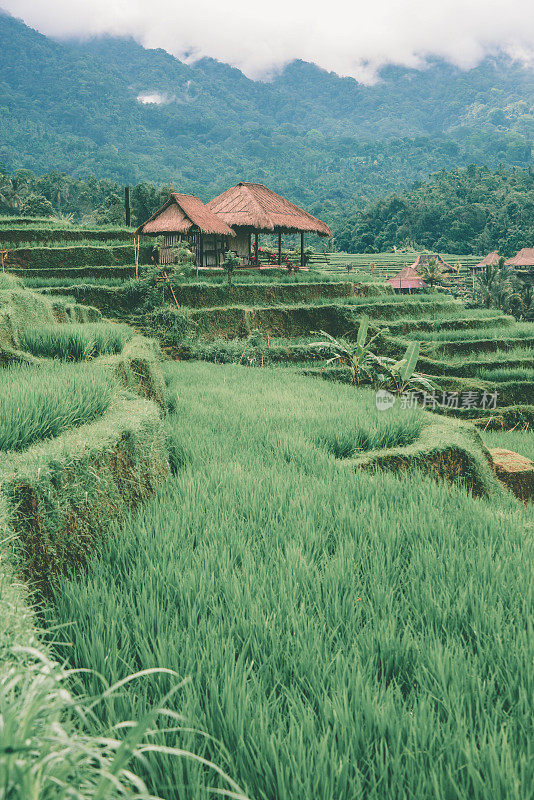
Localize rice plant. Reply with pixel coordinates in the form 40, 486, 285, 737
415, 321, 534, 342
474, 366, 534, 382
0, 648, 247, 800
315, 407, 423, 457
22, 276, 130, 288
0, 362, 114, 452
19, 323, 133, 360
482, 428, 534, 461
47, 363, 534, 800
446, 346, 533, 365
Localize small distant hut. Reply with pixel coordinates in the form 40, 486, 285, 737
387, 265, 427, 293
505, 248, 534, 285
504, 248, 534, 268
409, 253, 457, 274
469, 251, 501, 281
207, 182, 331, 267
472, 251, 500, 270
136, 193, 235, 268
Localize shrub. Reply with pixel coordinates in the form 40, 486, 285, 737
147, 307, 192, 345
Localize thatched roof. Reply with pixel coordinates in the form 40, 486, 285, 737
136, 193, 235, 237
387, 265, 427, 289
473, 251, 500, 269
504, 248, 534, 267
207, 182, 332, 237
410, 253, 456, 273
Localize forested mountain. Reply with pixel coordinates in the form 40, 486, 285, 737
0, 9, 532, 227
336, 166, 534, 255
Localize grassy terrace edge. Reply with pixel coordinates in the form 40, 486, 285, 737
0, 391, 169, 594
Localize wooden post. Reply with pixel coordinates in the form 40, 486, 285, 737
278, 233, 282, 266
134, 236, 139, 278
300, 233, 304, 268
254, 233, 258, 266
248, 233, 252, 264
125, 186, 131, 227
199, 234, 204, 270
215, 236, 219, 269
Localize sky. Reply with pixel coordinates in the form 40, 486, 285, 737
3, 0, 534, 81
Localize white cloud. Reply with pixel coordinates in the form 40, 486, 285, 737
137, 91, 174, 105
3, 0, 534, 81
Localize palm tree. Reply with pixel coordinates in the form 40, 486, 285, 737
475, 260, 522, 312
475, 265, 501, 308
420, 257, 447, 289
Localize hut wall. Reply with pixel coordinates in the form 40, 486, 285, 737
231, 231, 251, 262
159, 235, 179, 265
202, 234, 219, 267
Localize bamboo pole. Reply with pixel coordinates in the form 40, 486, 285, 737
134, 236, 139, 278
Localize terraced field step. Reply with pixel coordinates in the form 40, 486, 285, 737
490, 448, 534, 501
420, 334, 534, 356
385, 312, 514, 335
181, 298, 463, 339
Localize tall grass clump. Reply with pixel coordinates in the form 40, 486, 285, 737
473, 366, 534, 382
315, 407, 423, 457
19, 323, 133, 360
47, 364, 533, 800
0, 649, 247, 800
0, 362, 114, 451
0, 273, 23, 290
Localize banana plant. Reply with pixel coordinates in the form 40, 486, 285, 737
310, 315, 384, 385
373, 341, 435, 394
310, 318, 435, 393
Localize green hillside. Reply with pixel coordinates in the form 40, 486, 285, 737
0, 10, 532, 219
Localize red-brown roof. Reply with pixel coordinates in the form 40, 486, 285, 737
207, 182, 332, 236
136, 193, 235, 236
473, 251, 500, 269
410, 253, 456, 273
504, 248, 534, 267
387, 265, 427, 289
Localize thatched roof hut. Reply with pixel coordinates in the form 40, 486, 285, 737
470, 251, 501, 275
473, 251, 500, 269
136, 193, 235, 237
504, 248, 534, 267
136, 193, 234, 269
207, 182, 331, 268
387, 265, 427, 292
409, 253, 457, 274
207, 182, 331, 236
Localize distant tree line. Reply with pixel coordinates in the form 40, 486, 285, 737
0, 168, 171, 228
335, 165, 534, 255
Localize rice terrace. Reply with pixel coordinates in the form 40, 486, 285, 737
0, 5, 534, 800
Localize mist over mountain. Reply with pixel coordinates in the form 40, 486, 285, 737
0, 10, 532, 220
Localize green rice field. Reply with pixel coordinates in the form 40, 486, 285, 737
415, 322, 534, 342
47, 363, 533, 800
19, 322, 133, 360
482, 428, 534, 461
0, 362, 114, 452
